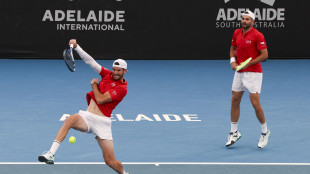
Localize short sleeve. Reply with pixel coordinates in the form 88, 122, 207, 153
99, 66, 112, 76
231, 30, 238, 47
108, 86, 127, 102
256, 32, 267, 50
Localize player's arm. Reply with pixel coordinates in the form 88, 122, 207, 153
246, 49, 268, 67
230, 46, 238, 70
245, 33, 268, 67
69, 39, 101, 73
230, 30, 238, 71
90, 78, 113, 104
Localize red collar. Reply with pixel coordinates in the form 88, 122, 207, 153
114, 78, 127, 85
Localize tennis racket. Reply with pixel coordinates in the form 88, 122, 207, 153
236, 57, 252, 72
63, 44, 76, 72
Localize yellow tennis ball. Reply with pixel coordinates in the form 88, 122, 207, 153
69, 136, 76, 144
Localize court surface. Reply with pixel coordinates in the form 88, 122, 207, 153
0, 59, 309, 173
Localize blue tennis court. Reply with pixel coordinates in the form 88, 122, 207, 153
0, 59, 309, 173
1, 163, 310, 174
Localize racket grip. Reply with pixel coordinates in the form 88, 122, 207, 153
235, 66, 240, 72
70, 44, 74, 48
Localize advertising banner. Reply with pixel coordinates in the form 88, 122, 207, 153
0, 0, 309, 59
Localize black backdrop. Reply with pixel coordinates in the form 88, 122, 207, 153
0, 0, 309, 59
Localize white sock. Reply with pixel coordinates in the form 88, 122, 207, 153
49, 140, 61, 155
261, 122, 268, 134
230, 122, 238, 133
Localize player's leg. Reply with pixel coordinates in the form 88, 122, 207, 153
231, 91, 244, 123
226, 91, 244, 147
55, 114, 88, 142
246, 72, 270, 148
230, 72, 246, 131
249, 93, 270, 148
244, 72, 266, 125
227, 72, 246, 147
96, 137, 127, 174
249, 93, 266, 124
38, 114, 88, 164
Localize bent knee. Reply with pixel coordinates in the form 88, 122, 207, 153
63, 114, 80, 127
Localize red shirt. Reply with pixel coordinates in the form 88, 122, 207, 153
86, 67, 127, 117
231, 28, 267, 73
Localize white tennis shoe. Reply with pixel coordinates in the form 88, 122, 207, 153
226, 131, 242, 147
38, 151, 54, 164
258, 130, 271, 148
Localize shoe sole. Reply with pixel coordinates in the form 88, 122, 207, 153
226, 135, 242, 147
38, 156, 54, 164
258, 143, 268, 149
258, 131, 271, 149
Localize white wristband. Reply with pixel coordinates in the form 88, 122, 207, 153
91, 81, 97, 85
230, 57, 236, 64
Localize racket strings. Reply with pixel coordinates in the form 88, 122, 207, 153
63, 49, 75, 72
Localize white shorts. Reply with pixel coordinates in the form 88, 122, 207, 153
232, 72, 263, 94
78, 110, 113, 140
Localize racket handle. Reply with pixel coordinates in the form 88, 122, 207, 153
70, 44, 74, 48
235, 66, 240, 72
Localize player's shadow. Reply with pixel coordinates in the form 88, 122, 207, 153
225, 145, 270, 151
225, 146, 241, 149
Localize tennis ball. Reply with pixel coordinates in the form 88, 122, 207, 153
69, 136, 76, 144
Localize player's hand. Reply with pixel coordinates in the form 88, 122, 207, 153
90, 78, 99, 85
69, 39, 78, 48
242, 62, 251, 70
231, 62, 238, 71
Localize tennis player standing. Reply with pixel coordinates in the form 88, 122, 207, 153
38, 39, 129, 174
226, 10, 270, 148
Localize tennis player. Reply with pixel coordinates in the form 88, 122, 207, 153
226, 10, 270, 148
38, 39, 129, 174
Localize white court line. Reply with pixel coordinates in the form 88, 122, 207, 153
0, 162, 310, 165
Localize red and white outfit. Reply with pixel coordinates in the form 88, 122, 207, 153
75, 45, 127, 140
86, 67, 127, 118
231, 28, 267, 93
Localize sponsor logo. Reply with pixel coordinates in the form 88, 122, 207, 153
61, 113, 201, 122
42, 10, 125, 31
110, 114, 202, 122
246, 40, 252, 44
216, 0, 285, 29
112, 90, 117, 95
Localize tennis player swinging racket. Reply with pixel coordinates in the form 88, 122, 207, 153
39, 39, 129, 174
